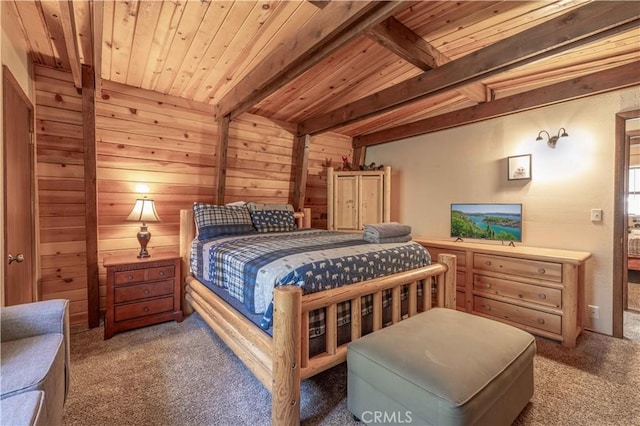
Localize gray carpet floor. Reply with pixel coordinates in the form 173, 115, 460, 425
63, 313, 640, 426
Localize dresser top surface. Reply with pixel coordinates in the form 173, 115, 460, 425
414, 237, 592, 264
103, 253, 180, 268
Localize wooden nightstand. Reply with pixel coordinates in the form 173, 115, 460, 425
104, 254, 183, 339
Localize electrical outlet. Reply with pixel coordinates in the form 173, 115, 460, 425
588, 305, 600, 319
590, 208, 603, 222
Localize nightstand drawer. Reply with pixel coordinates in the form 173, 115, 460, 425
147, 265, 175, 280
473, 274, 561, 308
113, 265, 176, 286
473, 295, 561, 335
114, 269, 146, 285
114, 280, 174, 304
114, 296, 174, 322
474, 253, 562, 282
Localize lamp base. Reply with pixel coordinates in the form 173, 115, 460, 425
136, 225, 152, 258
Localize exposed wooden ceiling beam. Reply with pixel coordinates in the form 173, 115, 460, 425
366, 16, 444, 70
353, 61, 640, 148
365, 16, 485, 102
307, 1, 331, 9
299, 2, 640, 136
92, 0, 103, 89
58, 0, 82, 88
215, 1, 410, 121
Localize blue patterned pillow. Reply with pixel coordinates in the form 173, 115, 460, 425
247, 202, 296, 233
193, 203, 255, 240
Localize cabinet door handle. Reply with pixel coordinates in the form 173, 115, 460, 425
538, 268, 546, 274
537, 318, 545, 325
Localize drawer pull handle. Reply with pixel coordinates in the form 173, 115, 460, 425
485, 261, 492, 266
485, 283, 492, 289
159, 271, 165, 276
144, 289, 150, 295
538, 293, 547, 299
482, 304, 491, 311
144, 307, 149, 312
127, 275, 134, 280
537, 318, 545, 325
538, 268, 546, 274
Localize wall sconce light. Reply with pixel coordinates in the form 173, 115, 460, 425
126, 196, 161, 258
536, 128, 569, 149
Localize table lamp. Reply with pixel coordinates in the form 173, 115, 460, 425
126, 196, 161, 258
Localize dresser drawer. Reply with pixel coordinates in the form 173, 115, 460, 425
473, 274, 561, 308
473, 295, 561, 335
113, 265, 176, 286
456, 290, 466, 310
114, 280, 174, 304
473, 254, 562, 282
114, 296, 174, 322
424, 246, 466, 268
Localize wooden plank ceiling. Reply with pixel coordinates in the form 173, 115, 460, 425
8, 0, 640, 141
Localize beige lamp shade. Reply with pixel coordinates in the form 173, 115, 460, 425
126, 197, 161, 224
126, 197, 160, 258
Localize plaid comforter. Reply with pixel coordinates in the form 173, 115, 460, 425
191, 230, 431, 334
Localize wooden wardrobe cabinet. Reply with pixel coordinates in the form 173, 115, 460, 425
327, 166, 391, 231
415, 238, 591, 348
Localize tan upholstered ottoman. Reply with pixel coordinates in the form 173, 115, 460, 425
347, 308, 536, 426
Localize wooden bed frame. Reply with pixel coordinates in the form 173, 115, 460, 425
179, 208, 457, 425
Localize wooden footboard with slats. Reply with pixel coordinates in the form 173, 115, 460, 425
179, 208, 457, 425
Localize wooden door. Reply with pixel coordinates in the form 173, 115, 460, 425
3, 66, 35, 305
359, 174, 384, 228
334, 175, 358, 230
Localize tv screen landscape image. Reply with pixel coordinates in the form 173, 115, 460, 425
451, 203, 522, 242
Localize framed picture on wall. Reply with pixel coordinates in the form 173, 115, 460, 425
507, 154, 532, 181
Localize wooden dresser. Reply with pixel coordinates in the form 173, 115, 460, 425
414, 238, 591, 348
104, 254, 183, 339
327, 166, 390, 231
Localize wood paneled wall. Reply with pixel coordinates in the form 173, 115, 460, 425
33, 71, 352, 325
35, 65, 89, 325
307, 133, 352, 229
95, 81, 217, 310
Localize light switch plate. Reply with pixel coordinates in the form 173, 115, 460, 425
590, 208, 603, 222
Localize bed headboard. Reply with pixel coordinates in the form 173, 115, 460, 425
179, 207, 313, 268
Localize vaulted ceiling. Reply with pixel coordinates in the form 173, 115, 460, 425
6, 0, 640, 144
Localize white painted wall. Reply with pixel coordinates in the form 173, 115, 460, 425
367, 87, 640, 335
1, 1, 34, 305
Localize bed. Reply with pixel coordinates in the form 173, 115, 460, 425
178, 205, 457, 425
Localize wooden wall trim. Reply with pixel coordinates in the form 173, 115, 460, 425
613, 108, 640, 338
216, 115, 230, 204
82, 65, 100, 328
293, 133, 310, 211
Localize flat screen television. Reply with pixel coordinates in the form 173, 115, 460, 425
451, 203, 522, 242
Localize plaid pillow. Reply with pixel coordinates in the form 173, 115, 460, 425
193, 203, 255, 240
247, 202, 296, 233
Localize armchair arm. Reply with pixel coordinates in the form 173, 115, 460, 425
1, 299, 69, 342
1, 299, 71, 401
